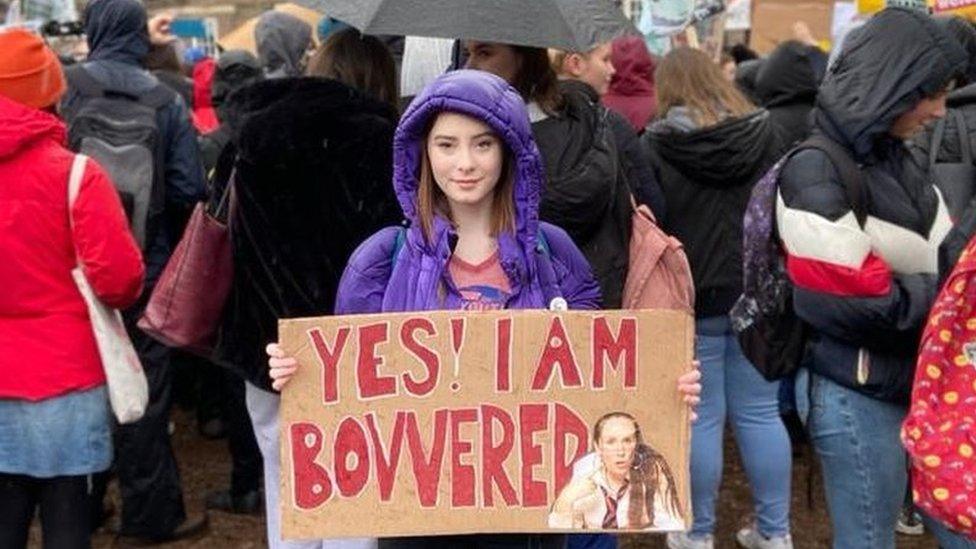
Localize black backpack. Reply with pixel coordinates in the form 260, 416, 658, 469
64, 65, 175, 250
730, 134, 868, 381
927, 109, 976, 221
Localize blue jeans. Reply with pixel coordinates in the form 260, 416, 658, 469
796, 369, 907, 549
923, 512, 976, 548
690, 316, 791, 538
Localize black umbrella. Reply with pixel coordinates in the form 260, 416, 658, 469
297, 0, 636, 51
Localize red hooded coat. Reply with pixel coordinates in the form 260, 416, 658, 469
0, 95, 144, 401
603, 36, 657, 132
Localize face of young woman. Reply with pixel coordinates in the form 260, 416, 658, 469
572, 42, 615, 96
464, 41, 521, 85
890, 88, 950, 139
596, 416, 638, 483
427, 112, 504, 213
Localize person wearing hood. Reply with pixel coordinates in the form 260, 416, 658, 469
198, 50, 263, 178
59, 0, 208, 542
645, 48, 789, 549
754, 40, 827, 153
733, 58, 764, 106
0, 29, 144, 549
776, 8, 967, 548
912, 16, 976, 230
604, 36, 658, 133
266, 68, 702, 549
255, 11, 314, 79
212, 27, 402, 549
463, 42, 633, 308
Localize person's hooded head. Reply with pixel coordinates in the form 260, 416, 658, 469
255, 11, 313, 79
394, 69, 548, 275
733, 58, 764, 104
818, 7, 967, 158
211, 50, 263, 123
603, 36, 657, 131
755, 40, 827, 109
936, 16, 976, 85
83, 0, 150, 65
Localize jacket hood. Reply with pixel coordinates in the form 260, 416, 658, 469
394, 69, 546, 252
816, 7, 967, 159
647, 108, 775, 187
734, 59, 764, 104
604, 36, 657, 130
84, 0, 150, 65
0, 95, 65, 160
608, 36, 655, 98
755, 41, 826, 108
255, 12, 313, 79
211, 50, 263, 122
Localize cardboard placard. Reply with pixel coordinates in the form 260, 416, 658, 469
278, 310, 693, 539
933, 0, 976, 19
750, 0, 834, 54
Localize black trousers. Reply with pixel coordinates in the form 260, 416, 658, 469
222, 370, 263, 496
114, 324, 186, 539
0, 473, 92, 549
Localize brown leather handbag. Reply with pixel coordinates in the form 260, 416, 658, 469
137, 182, 233, 355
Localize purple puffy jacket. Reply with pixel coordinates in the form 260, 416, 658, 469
335, 70, 601, 314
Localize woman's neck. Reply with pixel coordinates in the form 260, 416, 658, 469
605, 471, 627, 492
450, 201, 496, 264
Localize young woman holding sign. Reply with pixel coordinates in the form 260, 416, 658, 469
267, 69, 701, 548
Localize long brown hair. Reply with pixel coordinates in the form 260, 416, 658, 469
593, 412, 683, 528
306, 28, 398, 108
415, 115, 516, 244
511, 46, 564, 116
656, 46, 755, 127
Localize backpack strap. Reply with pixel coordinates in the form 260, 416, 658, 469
64, 65, 107, 99
138, 82, 177, 109
955, 109, 972, 166
930, 117, 948, 171
536, 228, 551, 258
390, 226, 407, 263
797, 134, 869, 227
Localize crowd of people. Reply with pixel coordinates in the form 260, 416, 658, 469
2, 0, 976, 548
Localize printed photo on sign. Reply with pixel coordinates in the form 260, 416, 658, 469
548, 412, 684, 530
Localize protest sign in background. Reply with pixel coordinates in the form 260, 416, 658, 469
278, 310, 693, 539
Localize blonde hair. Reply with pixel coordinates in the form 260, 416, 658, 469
656, 47, 755, 127
415, 119, 516, 244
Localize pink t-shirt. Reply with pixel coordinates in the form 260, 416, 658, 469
448, 251, 511, 311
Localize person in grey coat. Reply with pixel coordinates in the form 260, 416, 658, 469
255, 11, 314, 79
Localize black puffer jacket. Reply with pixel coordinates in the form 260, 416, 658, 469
533, 80, 632, 308
645, 108, 779, 318
777, 7, 967, 402
213, 78, 402, 390
755, 40, 826, 153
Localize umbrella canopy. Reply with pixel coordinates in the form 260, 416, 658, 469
292, 0, 635, 51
